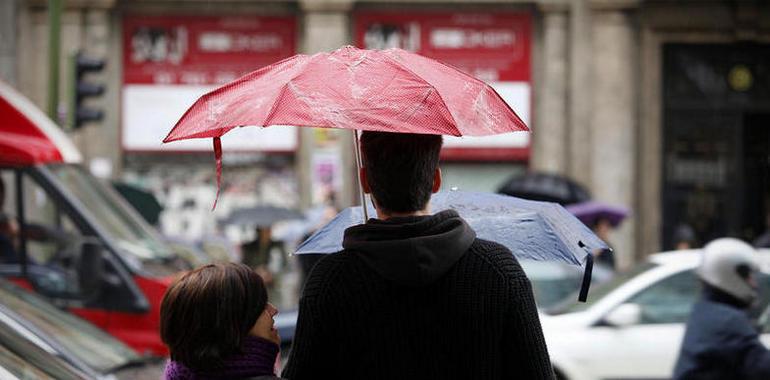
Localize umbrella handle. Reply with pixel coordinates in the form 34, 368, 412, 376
353, 130, 369, 222
578, 243, 593, 303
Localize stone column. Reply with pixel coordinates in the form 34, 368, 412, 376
0, 0, 18, 85
567, 0, 592, 182
590, 8, 637, 269
532, 4, 569, 174
637, 25, 662, 259
17, 8, 49, 107
298, 0, 355, 210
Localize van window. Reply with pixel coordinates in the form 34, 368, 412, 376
0, 168, 94, 296
20, 173, 84, 267
0, 170, 17, 264
47, 165, 181, 276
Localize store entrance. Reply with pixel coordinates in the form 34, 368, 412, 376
661, 44, 770, 250
742, 113, 770, 244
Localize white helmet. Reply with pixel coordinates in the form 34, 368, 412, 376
697, 238, 759, 304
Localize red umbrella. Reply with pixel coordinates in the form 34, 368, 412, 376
164, 45, 529, 210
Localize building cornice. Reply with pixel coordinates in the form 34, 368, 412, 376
300, 0, 353, 12
589, 0, 640, 11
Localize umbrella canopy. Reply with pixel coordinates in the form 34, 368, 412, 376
163, 46, 529, 210
221, 205, 303, 228
112, 181, 163, 226
565, 201, 630, 228
497, 172, 591, 206
164, 45, 527, 143
296, 191, 607, 301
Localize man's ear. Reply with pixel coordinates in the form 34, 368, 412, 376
359, 168, 372, 194
432, 168, 442, 193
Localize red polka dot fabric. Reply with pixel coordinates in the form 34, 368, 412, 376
163, 46, 530, 208
163, 45, 528, 144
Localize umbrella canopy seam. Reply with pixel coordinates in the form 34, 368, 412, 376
379, 52, 460, 136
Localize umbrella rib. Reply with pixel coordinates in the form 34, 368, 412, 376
164, 60, 299, 142
394, 50, 527, 135
261, 59, 323, 128
380, 53, 460, 136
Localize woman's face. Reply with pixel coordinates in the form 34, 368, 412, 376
250, 303, 280, 344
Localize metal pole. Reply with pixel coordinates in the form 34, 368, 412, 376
47, 0, 62, 120
353, 130, 369, 222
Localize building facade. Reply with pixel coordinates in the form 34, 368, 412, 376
4, 0, 770, 267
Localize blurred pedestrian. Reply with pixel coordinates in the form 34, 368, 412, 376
241, 226, 285, 286
673, 223, 698, 250
753, 210, 770, 248
283, 132, 553, 379
297, 203, 338, 289
673, 238, 770, 380
591, 217, 616, 270
161, 263, 283, 380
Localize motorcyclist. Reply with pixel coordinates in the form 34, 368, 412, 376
673, 238, 770, 380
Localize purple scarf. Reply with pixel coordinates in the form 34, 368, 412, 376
164, 336, 279, 380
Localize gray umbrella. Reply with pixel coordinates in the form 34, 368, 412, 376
221, 205, 303, 227
295, 190, 607, 301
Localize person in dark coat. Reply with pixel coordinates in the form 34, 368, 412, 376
0, 178, 20, 263
673, 238, 770, 380
282, 132, 554, 379
161, 263, 283, 380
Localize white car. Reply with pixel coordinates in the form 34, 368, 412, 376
542, 249, 770, 380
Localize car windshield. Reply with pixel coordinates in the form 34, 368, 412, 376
0, 279, 139, 373
520, 260, 584, 309
547, 262, 658, 315
46, 164, 176, 271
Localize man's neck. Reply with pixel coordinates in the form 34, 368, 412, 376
374, 200, 431, 220
376, 209, 430, 220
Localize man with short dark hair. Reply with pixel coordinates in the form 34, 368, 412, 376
283, 131, 553, 379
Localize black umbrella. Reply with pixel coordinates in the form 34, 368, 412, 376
221, 205, 303, 227
497, 172, 591, 206
112, 181, 163, 225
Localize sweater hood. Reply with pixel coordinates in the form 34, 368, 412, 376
342, 210, 476, 287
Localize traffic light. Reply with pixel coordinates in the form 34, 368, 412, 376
69, 51, 106, 129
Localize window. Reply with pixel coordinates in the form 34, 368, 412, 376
0, 169, 90, 296
0, 170, 18, 264
20, 173, 84, 267
627, 270, 699, 324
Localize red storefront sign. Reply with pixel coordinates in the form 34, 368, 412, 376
123, 15, 296, 85
121, 15, 298, 152
355, 11, 532, 161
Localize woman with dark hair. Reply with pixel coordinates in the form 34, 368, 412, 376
161, 262, 282, 379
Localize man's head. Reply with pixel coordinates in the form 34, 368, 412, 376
359, 131, 442, 216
